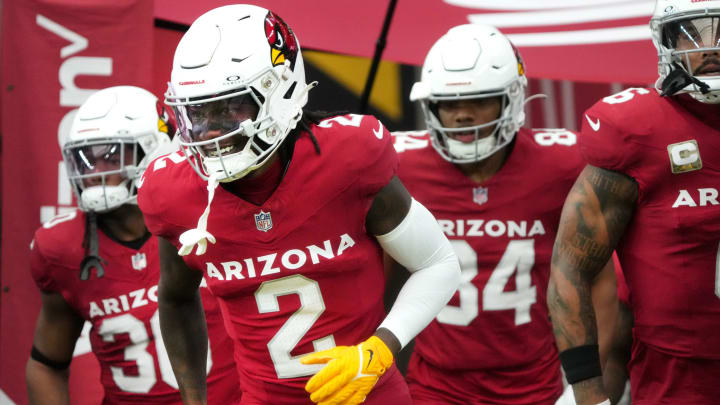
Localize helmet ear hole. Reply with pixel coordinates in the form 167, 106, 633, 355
136, 145, 146, 165
428, 101, 438, 114
250, 86, 266, 104
283, 82, 298, 99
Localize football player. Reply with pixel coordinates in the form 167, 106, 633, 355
137, 4, 461, 405
393, 24, 616, 405
547, 0, 720, 404
26, 86, 241, 404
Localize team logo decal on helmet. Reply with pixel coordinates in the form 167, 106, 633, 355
264, 12, 298, 69
511, 42, 525, 76
156, 103, 175, 136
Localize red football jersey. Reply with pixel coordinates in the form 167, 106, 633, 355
138, 114, 409, 404
395, 128, 582, 405
30, 210, 240, 405
581, 89, 720, 403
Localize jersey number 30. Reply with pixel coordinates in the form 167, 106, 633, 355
98, 310, 213, 393
437, 240, 537, 326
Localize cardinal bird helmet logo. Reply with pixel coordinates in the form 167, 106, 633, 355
264, 12, 298, 69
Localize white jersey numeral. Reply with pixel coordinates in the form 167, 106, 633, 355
436, 241, 479, 326
602, 87, 650, 105
42, 211, 78, 229
317, 114, 364, 128
482, 240, 537, 325
97, 309, 212, 392
99, 314, 156, 393
392, 131, 429, 153
255, 275, 335, 379
437, 240, 537, 326
533, 129, 577, 146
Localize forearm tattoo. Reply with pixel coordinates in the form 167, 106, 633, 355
549, 165, 637, 350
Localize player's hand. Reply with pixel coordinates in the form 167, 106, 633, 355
300, 336, 393, 405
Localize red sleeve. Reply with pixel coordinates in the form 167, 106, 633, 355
579, 106, 628, 172
350, 115, 399, 198
137, 155, 176, 241
578, 94, 650, 177
29, 237, 61, 293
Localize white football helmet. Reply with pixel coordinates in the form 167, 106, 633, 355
651, 0, 720, 103
165, 4, 311, 182
410, 24, 527, 163
63, 86, 172, 212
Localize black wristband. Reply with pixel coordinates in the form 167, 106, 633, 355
31, 346, 71, 370
558, 344, 602, 384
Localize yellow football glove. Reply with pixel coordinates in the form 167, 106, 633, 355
300, 336, 394, 405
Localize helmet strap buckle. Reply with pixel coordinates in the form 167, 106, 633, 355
661, 62, 711, 96
281, 59, 292, 80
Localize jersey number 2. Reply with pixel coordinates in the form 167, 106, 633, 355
255, 274, 335, 379
437, 240, 537, 326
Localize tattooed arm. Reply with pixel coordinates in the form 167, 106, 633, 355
592, 259, 618, 369
548, 165, 637, 405
603, 299, 633, 404
158, 237, 208, 405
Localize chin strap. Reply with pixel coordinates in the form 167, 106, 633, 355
80, 211, 106, 280
178, 173, 220, 256
661, 63, 711, 97
523, 93, 548, 105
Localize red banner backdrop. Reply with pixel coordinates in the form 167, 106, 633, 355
0, 0, 153, 403
153, 0, 658, 84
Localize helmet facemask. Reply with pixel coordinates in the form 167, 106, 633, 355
420, 79, 524, 163
63, 138, 147, 213
652, 7, 720, 102
167, 67, 297, 182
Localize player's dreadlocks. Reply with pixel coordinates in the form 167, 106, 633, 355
292, 108, 350, 156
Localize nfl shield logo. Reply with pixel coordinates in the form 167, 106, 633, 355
473, 186, 488, 205
254, 211, 273, 232
131, 252, 147, 271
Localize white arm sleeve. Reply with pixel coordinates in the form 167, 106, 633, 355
376, 198, 461, 348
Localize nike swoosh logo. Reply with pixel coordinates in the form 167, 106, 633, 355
585, 114, 600, 132
366, 349, 374, 368
372, 121, 384, 139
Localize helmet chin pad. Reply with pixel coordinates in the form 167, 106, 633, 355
80, 184, 131, 212
202, 149, 263, 182
445, 135, 497, 161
